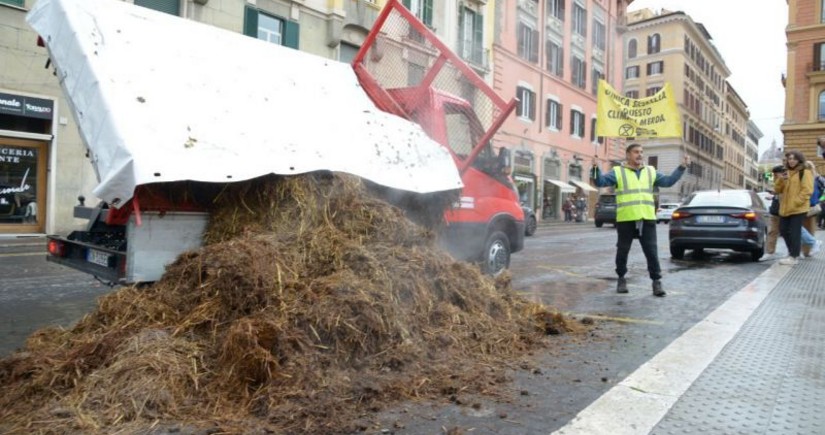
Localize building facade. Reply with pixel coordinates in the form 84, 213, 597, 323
745, 120, 763, 191
722, 83, 749, 190
782, 0, 825, 170
492, 0, 632, 221
625, 9, 746, 203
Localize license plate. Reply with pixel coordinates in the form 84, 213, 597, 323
87, 249, 111, 267
697, 215, 725, 224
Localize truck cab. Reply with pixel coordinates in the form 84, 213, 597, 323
354, 0, 524, 274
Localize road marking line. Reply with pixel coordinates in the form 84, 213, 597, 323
0, 252, 44, 258
536, 265, 587, 278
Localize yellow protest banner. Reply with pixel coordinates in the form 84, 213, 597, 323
596, 80, 682, 138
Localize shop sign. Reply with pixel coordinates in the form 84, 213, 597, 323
0, 92, 54, 120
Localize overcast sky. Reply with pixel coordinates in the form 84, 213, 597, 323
627, 0, 788, 156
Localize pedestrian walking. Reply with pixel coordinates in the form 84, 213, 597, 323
563, 197, 573, 222
592, 143, 689, 297
775, 150, 814, 266
764, 186, 782, 260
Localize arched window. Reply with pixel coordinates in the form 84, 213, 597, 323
819, 90, 825, 120
628, 39, 637, 59
647, 33, 661, 54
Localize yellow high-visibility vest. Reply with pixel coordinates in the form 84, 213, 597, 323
613, 165, 657, 222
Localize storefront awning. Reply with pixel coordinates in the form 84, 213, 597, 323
545, 179, 575, 193
570, 180, 598, 193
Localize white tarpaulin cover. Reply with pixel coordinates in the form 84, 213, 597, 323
26, 0, 462, 207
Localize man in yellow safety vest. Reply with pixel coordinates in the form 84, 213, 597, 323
593, 143, 690, 296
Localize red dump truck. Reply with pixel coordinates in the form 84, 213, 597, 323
29, 0, 523, 283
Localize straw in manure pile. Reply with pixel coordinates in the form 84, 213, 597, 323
0, 173, 576, 434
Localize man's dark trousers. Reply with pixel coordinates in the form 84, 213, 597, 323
615, 220, 661, 280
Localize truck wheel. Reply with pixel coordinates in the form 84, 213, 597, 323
481, 231, 510, 276
525, 215, 537, 236
595, 220, 603, 228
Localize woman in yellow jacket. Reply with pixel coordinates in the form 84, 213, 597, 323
774, 150, 814, 265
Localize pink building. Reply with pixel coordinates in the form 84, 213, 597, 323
493, 0, 632, 221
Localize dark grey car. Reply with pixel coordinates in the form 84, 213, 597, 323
594, 194, 617, 228
668, 189, 769, 262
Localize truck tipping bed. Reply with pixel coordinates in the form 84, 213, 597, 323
26, 0, 463, 209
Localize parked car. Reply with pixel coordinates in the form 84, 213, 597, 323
656, 202, 681, 224
593, 194, 617, 228
522, 205, 537, 236
668, 189, 768, 262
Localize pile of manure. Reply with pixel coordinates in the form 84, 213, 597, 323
0, 173, 574, 434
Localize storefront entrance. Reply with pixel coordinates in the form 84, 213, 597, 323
0, 137, 48, 234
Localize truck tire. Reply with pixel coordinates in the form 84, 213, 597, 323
525, 215, 537, 236
481, 231, 511, 276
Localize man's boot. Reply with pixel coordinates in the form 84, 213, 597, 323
616, 277, 628, 294
652, 280, 666, 297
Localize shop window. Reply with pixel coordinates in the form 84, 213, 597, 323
0, 141, 42, 227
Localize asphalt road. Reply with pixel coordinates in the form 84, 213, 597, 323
370, 222, 773, 434
0, 225, 772, 433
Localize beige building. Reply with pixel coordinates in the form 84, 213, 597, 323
745, 120, 764, 191
1, 0, 499, 235
723, 84, 749, 189
624, 8, 754, 203
782, 0, 825, 169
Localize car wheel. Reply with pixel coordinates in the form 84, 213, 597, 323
595, 220, 604, 228
670, 246, 685, 259
481, 231, 511, 276
525, 215, 537, 236
751, 245, 765, 262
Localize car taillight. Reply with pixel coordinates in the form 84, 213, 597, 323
730, 211, 757, 221
47, 239, 66, 257
671, 211, 692, 220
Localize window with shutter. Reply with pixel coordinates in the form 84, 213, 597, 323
243, 6, 299, 49
548, 0, 565, 21
648, 33, 661, 54
819, 91, 825, 120
134, 0, 179, 16
459, 7, 484, 66
403, 0, 433, 26
572, 2, 587, 37
546, 99, 562, 130
628, 39, 637, 59
815, 42, 825, 71
516, 87, 536, 121
0, 0, 24, 7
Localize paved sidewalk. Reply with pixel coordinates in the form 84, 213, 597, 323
554, 237, 825, 434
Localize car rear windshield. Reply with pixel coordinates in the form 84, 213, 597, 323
684, 191, 752, 208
